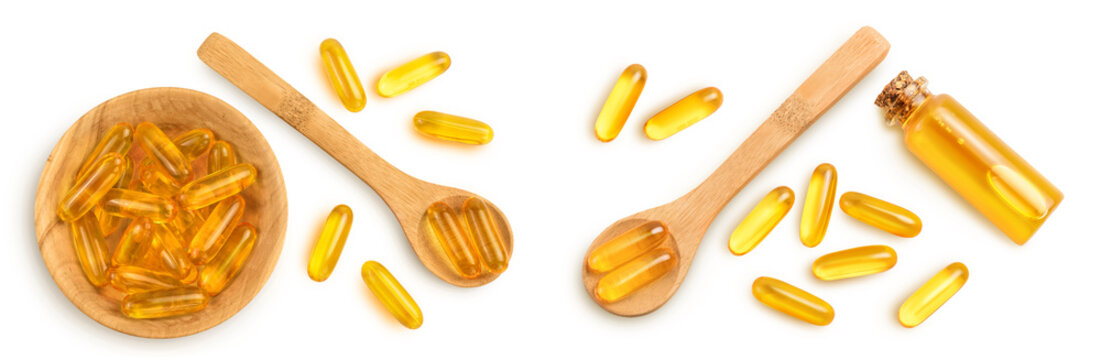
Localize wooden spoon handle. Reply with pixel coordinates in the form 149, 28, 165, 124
683, 26, 890, 220
197, 32, 417, 197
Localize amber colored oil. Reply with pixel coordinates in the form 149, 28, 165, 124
876, 72, 1062, 244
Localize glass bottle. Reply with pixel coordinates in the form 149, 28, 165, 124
875, 71, 1062, 244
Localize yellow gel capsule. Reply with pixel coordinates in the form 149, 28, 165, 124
728, 186, 795, 255
207, 140, 237, 174
100, 188, 178, 223
595, 247, 677, 303
462, 197, 508, 273
112, 217, 154, 266
137, 128, 211, 195
121, 287, 209, 319
361, 261, 423, 329
899, 262, 969, 328
594, 64, 647, 142
643, 87, 723, 140
188, 195, 245, 264
69, 213, 110, 287
413, 111, 493, 145
173, 128, 214, 161
178, 163, 257, 210
75, 122, 133, 180
109, 265, 185, 294
201, 223, 257, 296
812, 245, 898, 280
800, 163, 837, 247
377, 51, 451, 97
586, 220, 668, 273
135, 122, 192, 183
839, 192, 922, 237
752, 276, 834, 326
58, 153, 125, 222
146, 223, 199, 283
308, 205, 353, 282
320, 38, 366, 112
425, 201, 480, 278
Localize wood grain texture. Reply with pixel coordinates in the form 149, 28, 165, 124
34, 87, 288, 338
197, 33, 512, 287
582, 26, 891, 316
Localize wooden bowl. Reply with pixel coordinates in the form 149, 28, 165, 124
34, 87, 287, 338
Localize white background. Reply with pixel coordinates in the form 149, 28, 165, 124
3, 0, 1099, 358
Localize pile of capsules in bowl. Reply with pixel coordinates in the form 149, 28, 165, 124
57, 121, 259, 319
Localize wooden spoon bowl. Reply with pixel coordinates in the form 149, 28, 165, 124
198, 33, 512, 287
34, 87, 288, 338
582, 27, 890, 316
582, 218, 683, 315
410, 194, 513, 285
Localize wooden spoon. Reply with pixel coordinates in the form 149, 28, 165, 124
34, 87, 288, 338
197, 33, 513, 287
582, 27, 890, 316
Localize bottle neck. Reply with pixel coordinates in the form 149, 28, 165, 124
875, 71, 933, 127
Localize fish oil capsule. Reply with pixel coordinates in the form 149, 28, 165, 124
207, 140, 236, 174
138, 128, 212, 196
308, 205, 353, 282
899, 262, 968, 328
413, 111, 493, 145
595, 247, 677, 303
361, 261, 423, 329
100, 188, 178, 223
200, 223, 257, 295
112, 217, 154, 266
425, 201, 480, 278
75, 122, 133, 180
587, 220, 668, 273
462, 197, 508, 273
135, 122, 192, 183
121, 287, 209, 319
69, 213, 110, 287
839, 192, 922, 237
58, 153, 125, 222
877, 72, 1062, 244
812, 245, 898, 280
188, 195, 245, 264
728, 186, 795, 255
173, 128, 214, 161
109, 265, 185, 294
594, 64, 647, 142
319, 38, 367, 112
800, 163, 837, 247
145, 223, 199, 283
752, 277, 834, 326
377, 51, 451, 97
177, 163, 257, 209
643, 87, 723, 140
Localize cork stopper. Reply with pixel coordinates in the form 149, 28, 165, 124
874, 71, 932, 126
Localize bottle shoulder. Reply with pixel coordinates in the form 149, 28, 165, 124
904, 94, 963, 129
